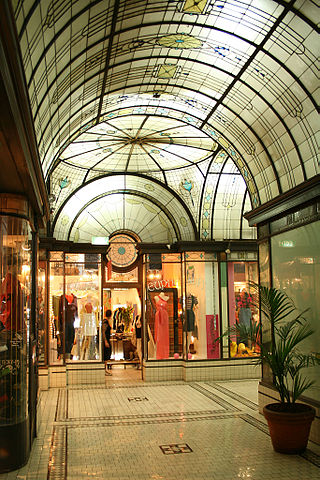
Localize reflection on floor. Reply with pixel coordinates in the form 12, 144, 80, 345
1, 367, 320, 480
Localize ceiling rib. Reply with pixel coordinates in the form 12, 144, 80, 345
200, 0, 296, 129
95, 0, 120, 125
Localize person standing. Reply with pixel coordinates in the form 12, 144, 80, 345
103, 309, 112, 375
134, 315, 142, 369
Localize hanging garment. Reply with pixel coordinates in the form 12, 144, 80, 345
0, 273, 24, 331
154, 297, 169, 359
59, 294, 78, 354
186, 294, 198, 331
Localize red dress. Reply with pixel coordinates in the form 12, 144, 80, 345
154, 297, 169, 359
0, 272, 24, 331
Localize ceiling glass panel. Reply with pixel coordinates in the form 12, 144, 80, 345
11, 0, 319, 243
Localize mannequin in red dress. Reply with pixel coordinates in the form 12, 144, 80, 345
154, 292, 169, 359
0, 272, 24, 331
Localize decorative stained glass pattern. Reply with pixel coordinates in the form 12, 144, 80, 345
11, 0, 319, 244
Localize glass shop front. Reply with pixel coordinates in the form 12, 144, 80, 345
144, 252, 259, 362
47, 251, 142, 366
44, 249, 259, 366
0, 195, 34, 472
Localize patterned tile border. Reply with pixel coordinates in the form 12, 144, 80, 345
65, 381, 186, 390
206, 382, 259, 410
55, 388, 67, 422
301, 449, 320, 468
55, 409, 234, 425
47, 426, 67, 480
51, 384, 320, 471
57, 412, 242, 429
190, 383, 240, 411
239, 413, 270, 435
48, 410, 320, 473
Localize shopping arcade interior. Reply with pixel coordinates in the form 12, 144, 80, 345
0, 0, 319, 473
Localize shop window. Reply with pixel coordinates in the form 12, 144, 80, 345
0, 215, 31, 425
145, 254, 182, 359
48, 255, 101, 363
103, 287, 141, 362
185, 253, 220, 360
271, 221, 320, 402
227, 261, 259, 358
37, 261, 46, 365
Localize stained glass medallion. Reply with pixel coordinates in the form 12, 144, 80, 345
107, 234, 138, 268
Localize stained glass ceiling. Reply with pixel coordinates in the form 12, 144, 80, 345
12, 0, 319, 243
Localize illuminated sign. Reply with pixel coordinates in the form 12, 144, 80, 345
279, 240, 294, 248
91, 236, 109, 245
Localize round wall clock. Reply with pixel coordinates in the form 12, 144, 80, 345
107, 234, 138, 268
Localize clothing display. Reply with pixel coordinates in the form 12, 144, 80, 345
0, 273, 24, 331
186, 294, 198, 332
154, 293, 169, 359
58, 294, 78, 354
113, 309, 125, 332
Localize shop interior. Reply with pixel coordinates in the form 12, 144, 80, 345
49, 257, 101, 364
103, 287, 141, 364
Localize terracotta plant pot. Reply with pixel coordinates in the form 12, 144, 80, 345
263, 403, 316, 454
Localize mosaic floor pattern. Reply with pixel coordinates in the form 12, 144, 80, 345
1, 377, 319, 480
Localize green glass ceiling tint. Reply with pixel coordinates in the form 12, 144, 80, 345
12, 0, 319, 243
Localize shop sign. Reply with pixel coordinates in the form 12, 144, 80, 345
279, 240, 294, 247
147, 279, 177, 291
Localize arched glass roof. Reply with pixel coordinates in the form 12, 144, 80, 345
12, 0, 319, 243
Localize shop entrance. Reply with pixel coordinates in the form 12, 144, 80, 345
103, 287, 142, 370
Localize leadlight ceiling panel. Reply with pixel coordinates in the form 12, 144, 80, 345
53, 175, 196, 242
57, 115, 217, 174
68, 194, 178, 244
165, 164, 206, 220
11, 0, 320, 244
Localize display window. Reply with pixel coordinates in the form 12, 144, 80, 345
145, 254, 182, 359
102, 287, 141, 363
184, 252, 220, 360
37, 259, 46, 365
227, 261, 259, 358
49, 253, 101, 363
271, 221, 320, 402
0, 215, 31, 424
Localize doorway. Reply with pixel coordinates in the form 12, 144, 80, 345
103, 287, 142, 379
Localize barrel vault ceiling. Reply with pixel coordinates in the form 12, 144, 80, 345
11, 0, 319, 243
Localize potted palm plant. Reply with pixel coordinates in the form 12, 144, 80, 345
218, 282, 319, 454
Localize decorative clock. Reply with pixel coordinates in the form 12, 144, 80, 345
107, 234, 138, 268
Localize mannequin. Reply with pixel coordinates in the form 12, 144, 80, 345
186, 293, 198, 354
0, 272, 24, 331
154, 292, 169, 359
80, 296, 97, 360
58, 293, 78, 356
186, 293, 198, 332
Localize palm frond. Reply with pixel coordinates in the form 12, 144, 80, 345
234, 282, 319, 405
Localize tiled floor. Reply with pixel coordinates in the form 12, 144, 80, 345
1, 367, 320, 479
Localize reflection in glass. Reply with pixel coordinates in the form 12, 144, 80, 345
48, 256, 101, 363
0, 215, 31, 424
228, 262, 259, 357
